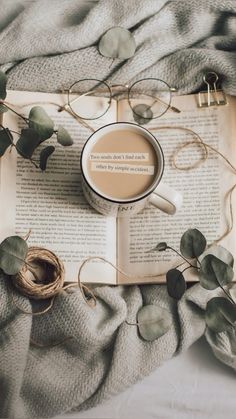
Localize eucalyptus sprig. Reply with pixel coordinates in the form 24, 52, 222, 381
0, 71, 73, 170
150, 228, 236, 333
1, 228, 235, 341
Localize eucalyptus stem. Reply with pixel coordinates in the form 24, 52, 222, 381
12, 143, 39, 169
167, 246, 198, 269
9, 129, 21, 136
125, 320, 137, 326
0, 126, 39, 168
216, 280, 235, 305
196, 257, 202, 267
2, 102, 28, 123
125, 319, 164, 326
29, 159, 39, 169
181, 265, 192, 274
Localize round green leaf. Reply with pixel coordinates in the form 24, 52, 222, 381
199, 254, 234, 290
166, 269, 186, 300
16, 128, 41, 158
0, 128, 13, 157
180, 228, 206, 258
132, 104, 153, 125
98, 27, 136, 59
39, 145, 55, 171
206, 297, 236, 332
199, 244, 234, 268
29, 106, 54, 141
57, 126, 73, 146
0, 236, 28, 275
0, 71, 7, 100
137, 304, 172, 341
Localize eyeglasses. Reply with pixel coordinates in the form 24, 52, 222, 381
58, 78, 180, 124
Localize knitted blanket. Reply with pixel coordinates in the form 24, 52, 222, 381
0, 1, 236, 418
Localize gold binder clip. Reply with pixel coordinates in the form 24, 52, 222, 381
198, 72, 227, 108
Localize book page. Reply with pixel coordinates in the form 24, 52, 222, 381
0, 90, 117, 284
117, 94, 236, 283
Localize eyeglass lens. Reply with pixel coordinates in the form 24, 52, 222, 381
68, 79, 111, 120
128, 78, 171, 122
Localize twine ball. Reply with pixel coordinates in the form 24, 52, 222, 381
13, 246, 65, 300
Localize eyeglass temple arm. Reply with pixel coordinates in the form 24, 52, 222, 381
58, 88, 103, 112
140, 92, 180, 114
110, 87, 180, 114
62, 105, 95, 132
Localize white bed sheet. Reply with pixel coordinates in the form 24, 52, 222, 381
57, 337, 236, 419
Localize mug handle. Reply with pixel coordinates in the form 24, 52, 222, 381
149, 182, 183, 215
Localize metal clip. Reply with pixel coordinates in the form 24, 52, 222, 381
198, 72, 227, 108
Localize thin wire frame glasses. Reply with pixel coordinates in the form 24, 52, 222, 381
59, 78, 180, 124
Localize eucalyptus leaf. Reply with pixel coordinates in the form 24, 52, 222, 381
57, 126, 73, 146
39, 145, 55, 171
99, 27, 136, 59
0, 104, 8, 113
29, 106, 54, 141
137, 304, 172, 341
0, 128, 13, 156
147, 242, 168, 253
0, 71, 7, 100
180, 228, 206, 258
166, 269, 186, 300
132, 104, 153, 125
16, 128, 41, 158
0, 236, 28, 275
199, 244, 234, 268
206, 297, 236, 332
199, 254, 234, 290
155, 242, 168, 252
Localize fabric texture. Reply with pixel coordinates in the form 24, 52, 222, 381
0, 0, 236, 417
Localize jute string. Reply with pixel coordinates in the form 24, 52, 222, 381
11, 247, 97, 316
149, 124, 236, 243
13, 247, 64, 300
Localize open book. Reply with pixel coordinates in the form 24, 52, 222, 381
0, 90, 236, 284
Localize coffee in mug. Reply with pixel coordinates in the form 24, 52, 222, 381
80, 122, 182, 217
87, 129, 158, 200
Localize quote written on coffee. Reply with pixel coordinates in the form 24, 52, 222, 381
90, 152, 154, 175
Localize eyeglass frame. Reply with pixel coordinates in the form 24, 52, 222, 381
59, 77, 180, 122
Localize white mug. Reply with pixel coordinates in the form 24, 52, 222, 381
80, 122, 182, 217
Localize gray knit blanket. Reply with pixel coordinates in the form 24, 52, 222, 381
0, 1, 236, 418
